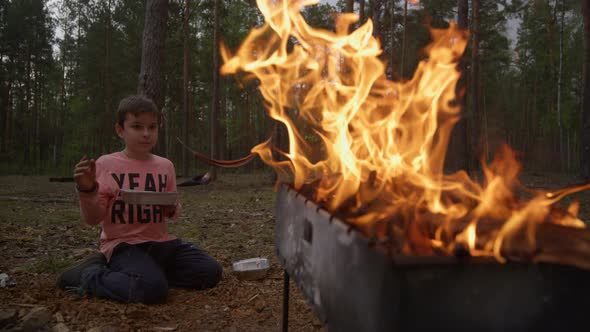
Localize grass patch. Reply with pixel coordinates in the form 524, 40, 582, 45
26, 255, 75, 274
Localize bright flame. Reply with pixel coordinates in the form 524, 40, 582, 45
466, 222, 476, 250
221, 0, 589, 261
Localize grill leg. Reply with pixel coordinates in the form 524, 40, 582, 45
282, 270, 290, 332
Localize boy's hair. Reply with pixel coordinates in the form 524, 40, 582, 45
117, 95, 159, 127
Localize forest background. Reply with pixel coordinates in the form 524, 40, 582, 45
0, 0, 588, 180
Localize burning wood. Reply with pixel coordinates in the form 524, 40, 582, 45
220, 0, 590, 270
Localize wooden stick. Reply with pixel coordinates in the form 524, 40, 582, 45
8, 303, 40, 308
176, 137, 257, 168
0, 196, 74, 203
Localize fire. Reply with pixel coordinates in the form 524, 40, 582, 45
221, 0, 590, 262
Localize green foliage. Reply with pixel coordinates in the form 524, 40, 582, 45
27, 255, 75, 273
505, 0, 583, 169
0, 0, 585, 174
302, 2, 336, 31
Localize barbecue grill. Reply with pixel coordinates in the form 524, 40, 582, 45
275, 184, 590, 332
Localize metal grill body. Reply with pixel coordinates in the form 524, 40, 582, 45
275, 185, 590, 331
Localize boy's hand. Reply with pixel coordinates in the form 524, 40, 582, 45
74, 155, 96, 191
161, 205, 176, 218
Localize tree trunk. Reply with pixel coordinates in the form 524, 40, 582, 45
446, 0, 469, 172
457, 0, 475, 170
182, 0, 190, 176
57, 47, 67, 167
138, 0, 169, 157
25, 52, 31, 164
533, 72, 538, 159
104, 0, 113, 153
247, 90, 256, 169
388, 0, 395, 80
33, 69, 40, 170
221, 90, 228, 160
580, 0, 590, 179
209, 0, 221, 180
371, 0, 381, 41
400, 0, 408, 77
1, 80, 10, 154
345, 0, 354, 13
458, 0, 469, 170
567, 129, 571, 171
557, 0, 564, 171
469, 0, 481, 172
359, 0, 365, 25
458, 0, 469, 31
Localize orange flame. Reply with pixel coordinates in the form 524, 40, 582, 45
221, 0, 587, 260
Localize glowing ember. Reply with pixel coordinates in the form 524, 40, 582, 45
221, 0, 590, 263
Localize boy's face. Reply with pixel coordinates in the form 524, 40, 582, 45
115, 112, 158, 154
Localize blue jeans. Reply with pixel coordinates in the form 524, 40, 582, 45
83, 239, 223, 304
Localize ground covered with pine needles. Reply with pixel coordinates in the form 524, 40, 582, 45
1, 172, 590, 331
0, 173, 322, 331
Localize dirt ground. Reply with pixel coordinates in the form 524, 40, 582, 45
1, 172, 590, 332
0, 173, 322, 331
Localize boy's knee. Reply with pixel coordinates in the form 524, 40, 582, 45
192, 259, 223, 289
130, 274, 168, 304
206, 260, 223, 288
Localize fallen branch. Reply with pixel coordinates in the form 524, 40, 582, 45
0, 196, 74, 203
49, 177, 74, 182
8, 303, 40, 308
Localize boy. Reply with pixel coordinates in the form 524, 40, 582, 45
57, 95, 222, 304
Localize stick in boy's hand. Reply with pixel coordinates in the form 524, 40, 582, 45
74, 155, 96, 191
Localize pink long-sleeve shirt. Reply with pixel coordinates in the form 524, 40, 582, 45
78, 152, 181, 261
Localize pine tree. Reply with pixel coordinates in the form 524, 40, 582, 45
581, 0, 590, 179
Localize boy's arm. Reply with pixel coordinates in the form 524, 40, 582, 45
76, 157, 111, 225
78, 185, 111, 226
